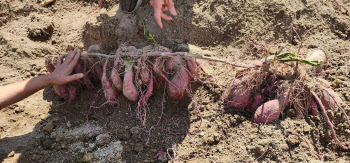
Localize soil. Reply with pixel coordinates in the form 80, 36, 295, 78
1, 0, 350, 162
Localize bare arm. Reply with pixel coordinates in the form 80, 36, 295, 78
0, 50, 84, 109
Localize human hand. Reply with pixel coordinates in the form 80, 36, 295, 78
49, 50, 84, 86
150, 0, 177, 28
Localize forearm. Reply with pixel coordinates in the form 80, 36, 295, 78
0, 75, 53, 109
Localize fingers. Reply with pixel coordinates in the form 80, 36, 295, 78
65, 73, 84, 83
154, 7, 163, 28
162, 6, 168, 12
65, 50, 77, 64
161, 13, 172, 21
56, 56, 62, 66
166, 0, 176, 16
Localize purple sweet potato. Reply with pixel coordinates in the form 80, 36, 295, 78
253, 95, 285, 123
123, 63, 138, 102
102, 60, 118, 101
167, 65, 189, 100
111, 59, 123, 92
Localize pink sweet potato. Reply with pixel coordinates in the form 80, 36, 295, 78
253, 95, 285, 123
68, 85, 77, 102
140, 66, 150, 85
101, 60, 118, 101
54, 85, 69, 99
165, 56, 182, 73
184, 57, 198, 76
320, 87, 343, 110
139, 71, 154, 106
226, 89, 251, 110
251, 94, 263, 113
167, 65, 189, 100
123, 63, 138, 101
111, 59, 123, 92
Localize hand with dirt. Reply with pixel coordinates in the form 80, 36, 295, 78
150, 0, 177, 28
49, 50, 84, 86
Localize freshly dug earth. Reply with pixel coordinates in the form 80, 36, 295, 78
1, 0, 350, 162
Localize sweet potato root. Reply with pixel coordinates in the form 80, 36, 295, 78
140, 66, 150, 85
54, 85, 69, 100
226, 89, 251, 110
184, 57, 198, 76
167, 65, 189, 100
251, 94, 263, 113
123, 63, 138, 102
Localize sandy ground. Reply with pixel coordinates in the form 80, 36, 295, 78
1, 0, 350, 162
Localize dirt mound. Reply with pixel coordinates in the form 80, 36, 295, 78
1, 0, 350, 162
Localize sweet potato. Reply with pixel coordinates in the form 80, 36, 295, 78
68, 85, 77, 102
140, 66, 150, 85
226, 89, 251, 110
165, 56, 182, 73
111, 59, 123, 92
251, 94, 263, 113
54, 85, 69, 99
320, 87, 343, 110
253, 95, 285, 123
139, 71, 154, 106
101, 60, 118, 101
123, 63, 138, 101
184, 57, 198, 76
167, 65, 189, 100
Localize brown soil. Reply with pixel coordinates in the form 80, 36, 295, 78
1, 0, 350, 162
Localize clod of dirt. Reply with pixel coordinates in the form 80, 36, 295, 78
287, 135, 301, 146
82, 153, 93, 162
27, 23, 54, 42
87, 44, 101, 53
95, 133, 111, 146
42, 121, 54, 133
133, 143, 144, 153
42, 138, 53, 149
115, 153, 122, 160
158, 153, 168, 162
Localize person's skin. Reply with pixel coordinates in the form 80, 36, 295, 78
0, 50, 84, 109
150, 0, 177, 28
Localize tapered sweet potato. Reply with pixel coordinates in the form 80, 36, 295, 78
102, 60, 118, 101
111, 59, 123, 92
226, 89, 251, 110
123, 63, 138, 101
184, 57, 198, 76
167, 65, 189, 100
139, 71, 154, 106
311, 99, 318, 116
